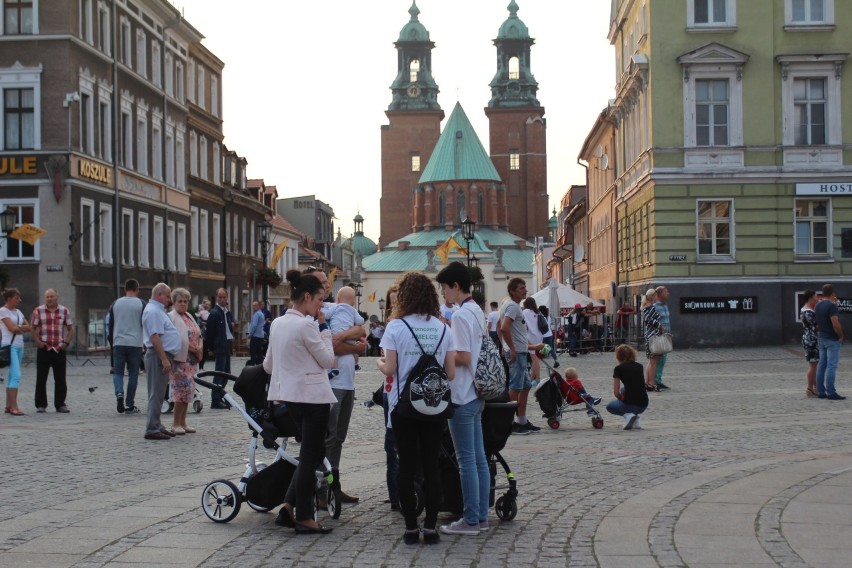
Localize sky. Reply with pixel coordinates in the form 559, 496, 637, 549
174, 0, 615, 243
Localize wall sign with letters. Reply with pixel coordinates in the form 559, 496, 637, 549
0, 156, 38, 176
796, 183, 852, 196
680, 296, 758, 314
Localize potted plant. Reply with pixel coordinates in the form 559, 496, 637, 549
250, 266, 283, 288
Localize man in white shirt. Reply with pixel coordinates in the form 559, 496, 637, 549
487, 302, 500, 348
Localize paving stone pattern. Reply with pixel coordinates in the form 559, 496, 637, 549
0, 346, 850, 567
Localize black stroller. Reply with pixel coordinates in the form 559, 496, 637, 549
438, 398, 520, 521
194, 367, 343, 523
535, 357, 605, 430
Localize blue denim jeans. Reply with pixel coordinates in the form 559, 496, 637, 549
447, 398, 490, 525
655, 353, 667, 384
605, 398, 647, 417
112, 345, 143, 407
816, 337, 842, 396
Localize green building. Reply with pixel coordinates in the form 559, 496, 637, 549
607, 0, 852, 346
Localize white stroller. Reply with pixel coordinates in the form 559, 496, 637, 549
193, 368, 343, 523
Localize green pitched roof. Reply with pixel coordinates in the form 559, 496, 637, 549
419, 103, 501, 184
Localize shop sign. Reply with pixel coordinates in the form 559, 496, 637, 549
680, 296, 758, 314
669, 255, 687, 261
796, 183, 852, 196
77, 158, 112, 185
0, 155, 38, 176
293, 200, 314, 209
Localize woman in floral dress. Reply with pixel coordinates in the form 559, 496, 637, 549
800, 290, 819, 397
168, 288, 203, 434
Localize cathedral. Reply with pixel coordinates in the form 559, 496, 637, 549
361, 0, 550, 307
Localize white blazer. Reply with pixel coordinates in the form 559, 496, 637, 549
264, 309, 337, 404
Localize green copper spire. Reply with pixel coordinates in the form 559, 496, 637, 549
389, 1, 441, 111
419, 103, 501, 184
489, 1, 539, 108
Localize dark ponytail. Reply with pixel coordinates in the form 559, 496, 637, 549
286, 269, 323, 303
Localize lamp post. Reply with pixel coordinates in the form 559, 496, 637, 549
378, 298, 385, 320
461, 216, 476, 268
257, 221, 272, 306
0, 208, 16, 250
353, 282, 362, 312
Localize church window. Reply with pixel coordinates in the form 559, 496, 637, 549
456, 189, 465, 222
438, 191, 445, 225
509, 151, 520, 170
508, 56, 520, 80
409, 59, 420, 82
410, 153, 420, 172
478, 190, 484, 222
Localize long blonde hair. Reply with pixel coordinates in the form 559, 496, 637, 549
640, 289, 657, 309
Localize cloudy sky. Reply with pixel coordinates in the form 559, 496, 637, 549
174, 0, 615, 242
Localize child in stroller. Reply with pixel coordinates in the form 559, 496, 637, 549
535, 360, 604, 430
194, 367, 343, 525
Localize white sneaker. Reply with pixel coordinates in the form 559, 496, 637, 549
623, 413, 637, 430
633, 416, 642, 429
440, 518, 480, 535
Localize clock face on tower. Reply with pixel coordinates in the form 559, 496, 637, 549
407, 84, 421, 98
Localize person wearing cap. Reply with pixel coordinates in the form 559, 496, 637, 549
641, 288, 665, 391
652, 286, 672, 390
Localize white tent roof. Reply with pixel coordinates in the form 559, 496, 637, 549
530, 279, 603, 316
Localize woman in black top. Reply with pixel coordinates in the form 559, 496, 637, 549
606, 344, 649, 430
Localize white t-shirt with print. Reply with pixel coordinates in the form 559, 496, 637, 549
449, 300, 485, 406
380, 314, 455, 427
0, 307, 24, 347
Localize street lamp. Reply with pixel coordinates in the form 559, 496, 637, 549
353, 282, 363, 311
378, 298, 385, 320
461, 216, 476, 268
0, 207, 16, 250
257, 221, 272, 306
470, 255, 479, 268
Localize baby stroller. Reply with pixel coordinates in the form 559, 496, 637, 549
535, 357, 604, 430
161, 383, 204, 414
193, 367, 343, 523
438, 398, 520, 521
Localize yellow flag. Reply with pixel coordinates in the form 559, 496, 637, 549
328, 266, 339, 289
434, 236, 466, 264
8, 224, 46, 246
270, 239, 288, 267
368, 291, 376, 303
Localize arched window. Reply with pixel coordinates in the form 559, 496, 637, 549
478, 190, 484, 223
508, 56, 520, 80
457, 188, 466, 222
409, 59, 420, 82
438, 190, 445, 225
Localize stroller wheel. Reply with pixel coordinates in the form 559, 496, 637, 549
326, 485, 342, 519
193, 400, 203, 413
547, 419, 560, 430
495, 496, 517, 521
201, 480, 242, 523
592, 416, 604, 429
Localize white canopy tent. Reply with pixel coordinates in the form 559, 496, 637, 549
530, 278, 603, 317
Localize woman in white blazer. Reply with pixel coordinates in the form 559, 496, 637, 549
263, 269, 337, 534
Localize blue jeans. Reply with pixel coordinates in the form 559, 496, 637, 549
605, 398, 647, 417
816, 337, 842, 396
212, 344, 232, 404
543, 335, 558, 363
112, 345, 142, 407
447, 398, 490, 525
655, 353, 667, 384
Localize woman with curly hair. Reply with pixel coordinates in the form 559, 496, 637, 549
377, 272, 455, 545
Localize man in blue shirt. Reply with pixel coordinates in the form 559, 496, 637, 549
653, 286, 671, 390
248, 301, 266, 365
815, 283, 846, 400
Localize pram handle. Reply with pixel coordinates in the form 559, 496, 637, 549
193, 377, 220, 391
193, 370, 236, 392
484, 401, 519, 410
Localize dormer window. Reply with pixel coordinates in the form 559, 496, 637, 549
409, 59, 420, 82
508, 56, 520, 80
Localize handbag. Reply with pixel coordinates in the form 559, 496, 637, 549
392, 319, 453, 422
0, 332, 17, 369
648, 333, 673, 356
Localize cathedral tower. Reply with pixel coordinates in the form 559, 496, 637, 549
485, 0, 548, 242
380, 1, 444, 247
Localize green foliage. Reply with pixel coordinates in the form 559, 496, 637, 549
251, 266, 283, 288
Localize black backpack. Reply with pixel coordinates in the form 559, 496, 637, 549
392, 319, 453, 421
537, 312, 549, 334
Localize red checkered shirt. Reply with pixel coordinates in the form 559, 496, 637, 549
31, 304, 74, 352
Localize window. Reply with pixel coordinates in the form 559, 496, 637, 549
120, 110, 132, 168
80, 91, 93, 155
190, 206, 199, 256
135, 29, 146, 78
187, 59, 195, 103
795, 199, 829, 256
97, 2, 110, 54
211, 75, 218, 117
153, 215, 163, 269
509, 151, 520, 170
786, 0, 833, 26
212, 212, 221, 260
80, 0, 92, 43
697, 200, 733, 260
225, 212, 231, 253
200, 209, 209, 258
212, 142, 220, 184
98, 95, 111, 160
138, 212, 149, 267
136, 109, 147, 175
197, 65, 205, 109
175, 61, 184, 103
177, 223, 186, 272
508, 56, 520, 80
165, 126, 174, 186
409, 59, 420, 82
98, 203, 112, 264
167, 220, 177, 271
3, 0, 34, 34
0, 201, 37, 260
189, 131, 197, 176
151, 41, 160, 87
199, 136, 207, 180
410, 153, 420, 172
175, 129, 185, 189
3, 88, 34, 149
80, 199, 96, 263
121, 208, 133, 266
151, 116, 161, 180
164, 52, 173, 96
688, 0, 735, 28
119, 17, 130, 65
794, 78, 826, 145
695, 79, 729, 146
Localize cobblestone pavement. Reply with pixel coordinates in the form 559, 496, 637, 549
1, 346, 850, 567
